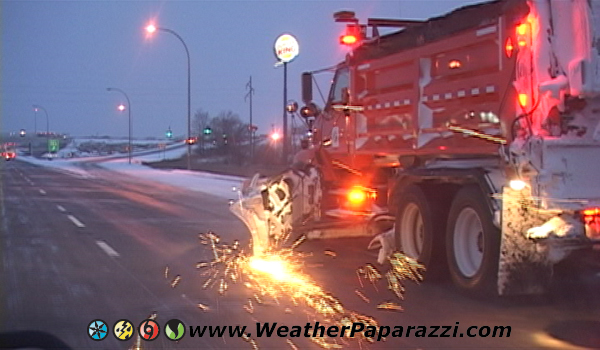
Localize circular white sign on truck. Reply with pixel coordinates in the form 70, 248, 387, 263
274, 34, 299, 63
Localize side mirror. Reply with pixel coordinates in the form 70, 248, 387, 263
300, 102, 320, 119
302, 72, 313, 104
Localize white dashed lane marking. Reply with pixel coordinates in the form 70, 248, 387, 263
96, 241, 120, 257
39, 189, 46, 195
57, 205, 66, 212
67, 215, 86, 228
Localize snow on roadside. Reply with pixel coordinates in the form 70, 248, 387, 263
17, 155, 245, 200
133, 145, 188, 163
17, 156, 94, 179
99, 158, 244, 200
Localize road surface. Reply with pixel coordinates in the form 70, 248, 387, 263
1, 160, 599, 349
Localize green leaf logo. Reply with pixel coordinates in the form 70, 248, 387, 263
165, 319, 185, 340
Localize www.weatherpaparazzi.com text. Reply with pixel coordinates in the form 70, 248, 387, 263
187, 322, 511, 341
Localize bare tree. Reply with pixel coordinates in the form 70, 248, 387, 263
193, 109, 211, 137
211, 110, 251, 162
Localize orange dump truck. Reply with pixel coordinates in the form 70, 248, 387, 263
233, 0, 600, 296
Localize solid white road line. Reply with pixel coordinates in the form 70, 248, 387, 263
56, 205, 66, 212
67, 215, 85, 228
39, 189, 46, 195
96, 241, 120, 257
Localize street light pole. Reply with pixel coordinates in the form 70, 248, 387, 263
146, 24, 192, 171
274, 33, 299, 164
245, 76, 255, 160
32, 104, 49, 136
107, 87, 132, 164
283, 62, 288, 164
33, 110, 37, 135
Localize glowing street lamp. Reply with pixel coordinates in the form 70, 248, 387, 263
270, 131, 281, 141
32, 104, 49, 137
145, 22, 192, 171
107, 87, 132, 164
145, 24, 157, 34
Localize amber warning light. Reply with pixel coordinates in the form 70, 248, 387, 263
582, 208, 600, 239
346, 186, 377, 208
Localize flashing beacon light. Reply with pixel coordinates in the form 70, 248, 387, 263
340, 25, 361, 46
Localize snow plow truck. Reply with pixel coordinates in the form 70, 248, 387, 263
231, 0, 600, 296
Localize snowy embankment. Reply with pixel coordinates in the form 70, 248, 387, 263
99, 159, 245, 200
17, 146, 245, 200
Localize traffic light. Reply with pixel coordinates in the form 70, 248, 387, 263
166, 128, 173, 139
340, 24, 363, 46
222, 134, 228, 145
203, 127, 212, 135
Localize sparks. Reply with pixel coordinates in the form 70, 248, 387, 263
196, 232, 424, 348
324, 250, 337, 257
170, 275, 181, 288
377, 302, 404, 312
197, 232, 379, 345
355, 290, 370, 304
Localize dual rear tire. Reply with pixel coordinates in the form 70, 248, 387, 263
394, 185, 443, 271
395, 184, 500, 294
446, 186, 500, 294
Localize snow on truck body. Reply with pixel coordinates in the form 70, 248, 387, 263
233, 0, 600, 296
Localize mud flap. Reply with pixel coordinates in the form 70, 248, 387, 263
498, 186, 554, 295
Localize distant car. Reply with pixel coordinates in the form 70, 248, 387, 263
2, 151, 16, 161
41, 152, 57, 160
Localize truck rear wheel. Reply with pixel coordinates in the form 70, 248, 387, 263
446, 185, 500, 294
395, 185, 439, 267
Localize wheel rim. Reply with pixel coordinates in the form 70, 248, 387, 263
399, 202, 425, 259
453, 207, 484, 278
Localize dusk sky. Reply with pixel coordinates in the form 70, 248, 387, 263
2, 0, 485, 139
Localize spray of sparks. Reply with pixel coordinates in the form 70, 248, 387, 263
192, 231, 425, 348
